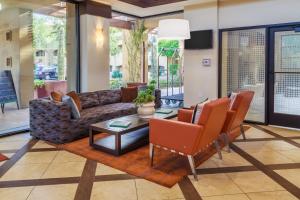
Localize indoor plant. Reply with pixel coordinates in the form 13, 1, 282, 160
134, 80, 156, 117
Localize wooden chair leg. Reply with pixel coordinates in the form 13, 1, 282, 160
150, 143, 154, 166
240, 124, 246, 140
214, 140, 223, 160
188, 155, 198, 181
222, 133, 231, 153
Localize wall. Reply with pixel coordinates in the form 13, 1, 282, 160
183, 0, 300, 107
0, 8, 34, 108
80, 14, 110, 92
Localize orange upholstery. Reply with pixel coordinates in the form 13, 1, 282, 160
177, 109, 193, 123
222, 90, 254, 139
149, 97, 230, 156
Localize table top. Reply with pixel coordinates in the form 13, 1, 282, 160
90, 108, 178, 135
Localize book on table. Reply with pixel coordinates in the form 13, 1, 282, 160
109, 120, 132, 128
155, 109, 173, 114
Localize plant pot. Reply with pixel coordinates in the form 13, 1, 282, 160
137, 102, 155, 117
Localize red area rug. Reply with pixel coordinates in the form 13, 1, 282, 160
56, 126, 250, 187
0, 154, 8, 162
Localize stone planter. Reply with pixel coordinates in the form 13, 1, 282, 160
137, 102, 155, 117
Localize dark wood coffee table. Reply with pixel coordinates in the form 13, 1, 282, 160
89, 109, 178, 156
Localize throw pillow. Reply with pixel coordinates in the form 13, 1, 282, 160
62, 95, 81, 119
50, 91, 63, 102
121, 87, 138, 103
191, 100, 210, 124
67, 91, 82, 111
229, 92, 238, 109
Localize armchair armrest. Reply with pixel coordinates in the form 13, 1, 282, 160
222, 110, 237, 133
178, 109, 193, 123
149, 118, 203, 155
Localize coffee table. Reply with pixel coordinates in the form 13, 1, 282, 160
89, 108, 178, 156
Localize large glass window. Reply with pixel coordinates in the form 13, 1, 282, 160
221, 29, 266, 122
0, 1, 78, 135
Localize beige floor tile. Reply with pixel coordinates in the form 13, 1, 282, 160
212, 152, 251, 167
42, 161, 85, 178
237, 127, 274, 139
246, 149, 294, 165
27, 184, 77, 200
261, 126, 300, 137
32, 141, 55, 149
95, 163, 125, 175
0, 133, 31, 142
293, 139, 300, 144
234, 141, 271, 152
202, 194, 250, 200
0, 153, 14, 166
277, 149, 300, 162
265, 141, 298, 151
52, 151, 86, 163
91, 180, 137, 200
0, 140, 28, 150
0, 187, 33, 200
275, 169, 300, 187
227, 171, 283, 193
0, 163, 49, 181
247, 191, 298, 200
136, 179, 184, 200
197, 158, 218, 169
190, 173, 243, 197
15, 151, 58, 165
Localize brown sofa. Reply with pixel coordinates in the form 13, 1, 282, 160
30, 89, 161, 144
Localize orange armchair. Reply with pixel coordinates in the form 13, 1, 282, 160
149, 98, 230, 180
221, 91, 254, 152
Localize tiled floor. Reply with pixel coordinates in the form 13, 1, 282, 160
0, 125, 299, 200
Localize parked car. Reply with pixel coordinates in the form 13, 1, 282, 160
34, 64, 58, 80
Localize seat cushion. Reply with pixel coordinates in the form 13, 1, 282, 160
80, 103, 137, 123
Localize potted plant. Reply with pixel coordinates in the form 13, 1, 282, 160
34, 79, 47, 98
134, 80, 156, 117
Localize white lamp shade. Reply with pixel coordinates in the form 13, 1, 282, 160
158, 19, 190, 40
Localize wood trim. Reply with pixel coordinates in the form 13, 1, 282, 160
79, 0, 112, 18
109, 19, 133, 30
74, 159, 97, 200
178, 176, 202, 200
118, 0, 186, 8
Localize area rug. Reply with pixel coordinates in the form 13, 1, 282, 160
57, 126, 250, 188
0, 154, 8, 162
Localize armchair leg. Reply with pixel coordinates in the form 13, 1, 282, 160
150, 143, 154, 167
214, 140, 223, 160
240, 124, 246, 140
222, 133, 231, 153
188, 155, 198, 181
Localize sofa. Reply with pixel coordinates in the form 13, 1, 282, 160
30, 89, 161, 144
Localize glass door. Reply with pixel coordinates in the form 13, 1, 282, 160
269, 26, 300, 128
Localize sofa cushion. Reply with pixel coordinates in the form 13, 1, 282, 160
67, 91, 82, 111
96, 90, 121, 105
80, 103, 137, 123
78, 92, 100, 109
121, 87, 138, 103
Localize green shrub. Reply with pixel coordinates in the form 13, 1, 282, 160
34, 79, 45, 89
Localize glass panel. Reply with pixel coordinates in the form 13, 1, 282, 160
221, 29, 266, 122
0, 0, 77, 134
274, 31, 300, 115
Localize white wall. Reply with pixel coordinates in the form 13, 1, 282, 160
80, 14, 110, 92
184, 0, 300, 107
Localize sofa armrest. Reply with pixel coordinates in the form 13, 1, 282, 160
29, 99, 72, 136
222, 110, 237, 133
178, 109, 193, 123
149, 118, 203, 155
